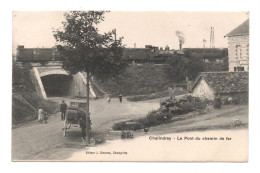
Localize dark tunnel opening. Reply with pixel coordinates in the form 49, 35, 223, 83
41, 74, 73, 97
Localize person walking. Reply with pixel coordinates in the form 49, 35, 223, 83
77, 109, 92, 142
60, 100, 67, 121
43, 110, 49, 123
107, 95, 111, 103
78, 109, 87, 141
38, 106, 44, 123
119, 94, 123, 103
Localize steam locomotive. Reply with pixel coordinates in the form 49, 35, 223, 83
15, 45, 227, 64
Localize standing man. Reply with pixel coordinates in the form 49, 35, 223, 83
60, 100, 67, 121
119, 94, 123, 103
78, 108, 92, 142
78, 109, 86, 141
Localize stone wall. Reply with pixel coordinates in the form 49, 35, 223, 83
30, 68, 44, 98
69, 73, 87, 97
220, 92, 248, 104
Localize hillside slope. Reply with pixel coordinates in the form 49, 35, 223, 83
95, 63, 175, 97
12, 64, 59, 124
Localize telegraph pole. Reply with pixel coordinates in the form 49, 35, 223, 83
212, 27, 215, 48
210, 27, 212, 48
113, 29, 117, 44
210, 27, 215, 48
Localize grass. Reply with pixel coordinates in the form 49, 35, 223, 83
127, 89, 187, 102
112, 96, 210, 130
12, 91, 59, 124
95, 63, 175, 97
110, 104, 248, 135
12, 64, 59, 124
153, 104, 248, 132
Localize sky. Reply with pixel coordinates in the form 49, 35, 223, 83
12, 11, 249, 53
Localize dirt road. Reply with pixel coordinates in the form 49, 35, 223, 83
12, 97, 160, 160
12, 97, 248, 161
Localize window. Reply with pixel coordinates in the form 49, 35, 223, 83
236, 44, 241, 59
234, 67, 237, 71
237, 67, 244, 71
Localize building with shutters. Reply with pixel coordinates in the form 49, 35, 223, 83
225, 19, 249, 72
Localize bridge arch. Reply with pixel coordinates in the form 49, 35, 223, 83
33, 66, 96, 99
37, 67, 69, 77
41, 74, 73, 97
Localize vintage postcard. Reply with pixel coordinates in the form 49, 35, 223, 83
12, 11, 249, 161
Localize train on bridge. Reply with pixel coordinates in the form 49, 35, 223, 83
15, 45, 227, 64
16, 45, 61, 62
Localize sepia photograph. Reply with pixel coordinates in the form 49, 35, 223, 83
12, 10, 250, 162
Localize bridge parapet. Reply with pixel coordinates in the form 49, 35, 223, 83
15, 61, 63, 68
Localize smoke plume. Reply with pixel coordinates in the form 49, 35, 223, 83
176, 31, 185, 50
176, 31, 185, 44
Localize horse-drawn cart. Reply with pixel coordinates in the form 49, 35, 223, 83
62, 102, 87, 137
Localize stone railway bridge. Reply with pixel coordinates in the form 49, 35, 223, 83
16, 61, 97, 100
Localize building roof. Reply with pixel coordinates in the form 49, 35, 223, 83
192, 71, 248, 94
225, 19, 249, 37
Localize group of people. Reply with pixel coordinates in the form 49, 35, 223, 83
59, 94, 124, 141
39, 94, 125, 141
107, 94, 123, 103
60, 100, 91, 141
36, 99, 91, 141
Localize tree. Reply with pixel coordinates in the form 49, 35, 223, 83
186, 56, 205, 80
53, 11, 126, 144
164, 55, 188, 83
164, 54, 205, 83
222, 55, 229, 71
12, 63, 35, 92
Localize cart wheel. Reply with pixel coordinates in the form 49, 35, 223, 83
63, 116, 67, 137
63, 129, 67, 137
63, 125, 67, 137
